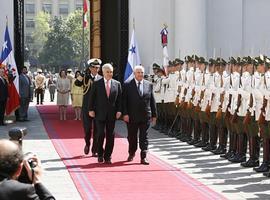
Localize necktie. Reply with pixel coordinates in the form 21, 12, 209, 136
106, 80, 110, 97
138, 82, 142, 96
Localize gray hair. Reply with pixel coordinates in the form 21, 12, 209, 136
102, 63, 113, 72
133, 65, 144, 72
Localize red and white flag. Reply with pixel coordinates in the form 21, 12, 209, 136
83, 0, 88, 28
1, 25, 20, 115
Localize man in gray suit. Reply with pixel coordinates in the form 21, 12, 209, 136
18, 66, 31, 121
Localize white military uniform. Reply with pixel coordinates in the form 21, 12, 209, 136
154, 75, 166, 103
210, 72, 222, 112
184, 67, 195, 103
221, 70, 231, 113
253, 71, 265, 121
178, 68, 187, 102
263, 71, 270, 121
200, 71, 214, 112
229, 71, 241, 115
192, 68, 204, 108
238, 71, 253, 117
163, 71, 179, 103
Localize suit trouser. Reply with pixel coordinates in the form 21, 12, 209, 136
127, 121, 150, 159
96, 120, 116, 160
19, 98, 30, 120
82, 110, 98, 153
36, 88, 44, 104
0, 100, 6, 124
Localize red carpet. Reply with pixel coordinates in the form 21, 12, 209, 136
37, 105, 225, 200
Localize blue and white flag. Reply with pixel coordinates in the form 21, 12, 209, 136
124, 29, 141, 83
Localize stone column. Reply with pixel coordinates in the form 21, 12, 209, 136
90, 0, 101, 58
174, 0, 207, 58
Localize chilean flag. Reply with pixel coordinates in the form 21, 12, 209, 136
83, 0, 88, 28
1, 25, 20, 115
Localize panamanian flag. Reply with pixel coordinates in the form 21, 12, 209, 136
124, 29, 141, 83
1, 25, 20, 115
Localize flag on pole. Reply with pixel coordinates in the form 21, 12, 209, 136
124, 29, 141, 83
1, 25, 20, 115
83, 0, 88, 28
160, 26, 169, 75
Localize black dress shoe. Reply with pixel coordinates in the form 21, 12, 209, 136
141, 158, 149, 165
92, 152, 98, 157
254, 162, 270, 173
202, 144, 216, 151
127, 155, 135, 162
241, 159, 259, 168
263, 171, 270, 177
194, 141, 208, 148
98, 157, 104, 163
104, 159, 112, 164
84, 145, 90, 155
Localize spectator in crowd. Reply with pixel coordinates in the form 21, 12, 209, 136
47, 75, 56, 102
56, 69, 70, 120
71, 70, 84, 120
18, 66, 31, 122
0, 139, 55, 200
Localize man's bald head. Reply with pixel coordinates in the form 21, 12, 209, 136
0, 139, 23, 178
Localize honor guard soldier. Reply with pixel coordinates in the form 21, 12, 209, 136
181, 55, 196, 142
229, 58, 248, 163
212, 58, 229, 155
241, 56, 260, 167
162, 61, 179, 135
152, 63, 166, 131
76, 58, 102, 156
176, 57, 188, 140
262, 58, 270, 176
188, 56, 204, 145
35, 69, 46, 105
190, 57, 207, 145
221, 57, 237, 159
253, 55, 270, 173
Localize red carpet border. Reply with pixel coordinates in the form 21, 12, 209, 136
37, 105, 226, 200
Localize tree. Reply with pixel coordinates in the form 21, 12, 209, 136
31, 12, 51, 59
66, 10, 90, 66
39, 17, 75, 72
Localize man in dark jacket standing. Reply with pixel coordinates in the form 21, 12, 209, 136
122, 65, 157, 165
89, 63, 122, 164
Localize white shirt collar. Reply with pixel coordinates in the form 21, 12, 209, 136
135, 79, 143, 85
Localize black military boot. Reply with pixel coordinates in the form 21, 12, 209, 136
203, 124, 217, 151
230, 133, 246, 163
188, 120, 201, 145
254, 138, 270, 173
212, 127, 227, 154
195, 123, 209, 147
220, 132, 236, 159
241, 136, 260, 167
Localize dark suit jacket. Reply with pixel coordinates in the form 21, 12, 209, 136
122, 79, 157, 123
19, 74, 31, 98
0, 77, 8, 101
89, 78, 122, 121
0, 177, 55, 200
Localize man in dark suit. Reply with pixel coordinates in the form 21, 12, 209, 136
18, 66, 31, 121
0, 139, 55, 200
89, 63, 122, 164
123, 65, 157, 165
75, 58, 102, 156
0, 67, 8, 126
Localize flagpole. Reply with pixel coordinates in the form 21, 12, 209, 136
82, 0, 85, 70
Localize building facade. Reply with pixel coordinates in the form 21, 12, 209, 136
24, 0, 83, 49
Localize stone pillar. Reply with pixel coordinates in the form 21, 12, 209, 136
174, 0, 207, 58
90, 0, 101, 58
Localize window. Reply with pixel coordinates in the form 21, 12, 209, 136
26, 19, 35, 28
75, 3, 83, 10
59, 4, 69, 14
25, 4, 35, 14
25, 36, 33, 44
42, 3, 52, 14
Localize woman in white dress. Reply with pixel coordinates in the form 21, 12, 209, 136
57, 69, 70, 120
